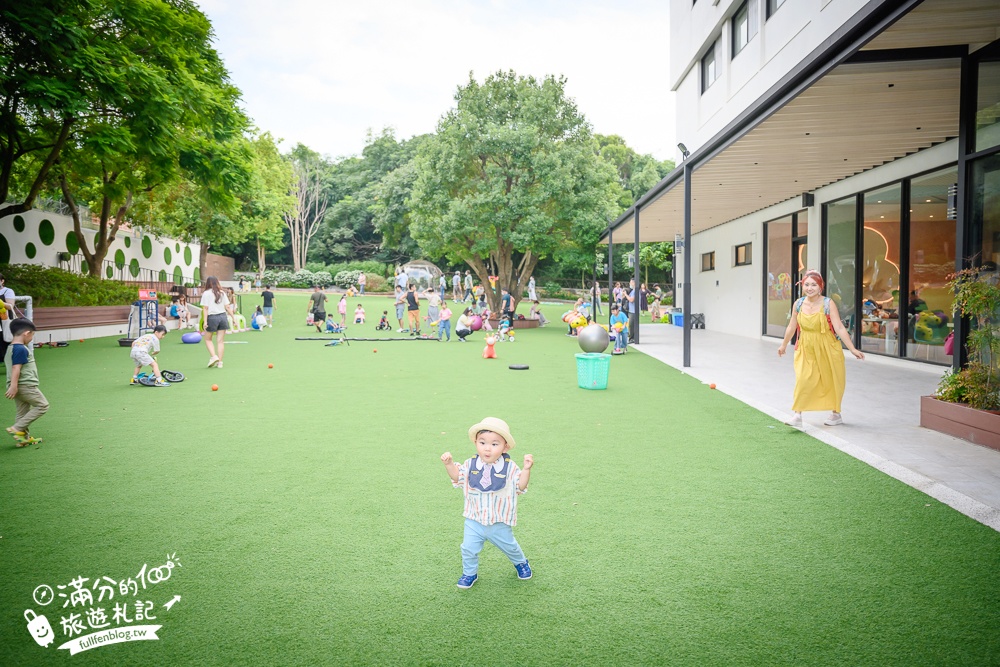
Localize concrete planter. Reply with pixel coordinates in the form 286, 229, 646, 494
920, 396, 1000, 451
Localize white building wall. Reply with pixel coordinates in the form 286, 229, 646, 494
671, 0, 872, 163
0, 210, 201, 283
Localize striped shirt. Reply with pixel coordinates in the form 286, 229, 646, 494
454, 456, 526, 526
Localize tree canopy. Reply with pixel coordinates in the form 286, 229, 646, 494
408, 71, 622, 310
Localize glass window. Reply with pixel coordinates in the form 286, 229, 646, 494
735, 242, 752, 266
976, 61, 1000, 153
907, 167, 957, 363
732, 0, 758, 57
766, 0, 785, 19
794, 208, 809, 240
825, 197, 857, 343
701, 251, 715, 271
970, 152, 1000, 271
702, 40, 719, 92
860, 184, 902, 356
765, 218, 792, 336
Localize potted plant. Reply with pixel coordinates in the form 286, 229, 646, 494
921, 266, 1000, 449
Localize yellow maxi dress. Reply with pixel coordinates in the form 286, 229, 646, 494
792, 310, 846, 412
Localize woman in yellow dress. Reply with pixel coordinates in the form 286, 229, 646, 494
778, 270, 864, 427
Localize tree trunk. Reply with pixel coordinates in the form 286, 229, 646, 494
199, 242, 210, 284
60, 174, 131, 279
256, 238, 267, 273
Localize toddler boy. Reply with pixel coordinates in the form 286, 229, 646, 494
130, 325, 170, 386
4, 318, 48, 446
441, 417, 534, 589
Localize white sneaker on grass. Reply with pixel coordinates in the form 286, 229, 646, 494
207, 356, 220, 368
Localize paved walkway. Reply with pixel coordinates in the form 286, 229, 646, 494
630, 323, 1000, 532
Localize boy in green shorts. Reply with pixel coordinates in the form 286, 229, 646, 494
4, 318, 48, 446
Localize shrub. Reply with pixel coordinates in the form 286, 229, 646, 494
0, 264, 138, 307
541, 281, 575, 301
327, 261, 389, 278
334, 270, 363, 288
364, 274, 388, 292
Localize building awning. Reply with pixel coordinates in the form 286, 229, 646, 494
601, 0, 998, 245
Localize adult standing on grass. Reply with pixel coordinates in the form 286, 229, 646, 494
591, 281, 603, 316
396, 267, 409, 293
624, 279, 638, 344
406, 283, 421, 335
778, 270, 864, 427
308, 285, 328, 334
261, 285, 276, 327
439, 273, 447, 302
452, 270, 462, 302
357, 272, 366, 295
394, 285, 407, 332
200, 276, 232, 369
463, 270, 474, 302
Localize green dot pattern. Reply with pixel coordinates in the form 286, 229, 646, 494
0, 234, 9, 264
66, 231, 79, 254
124, 236, 131, 248
25, 242, 36, 259
39, 219, 55, 245
164, 248, 172, 264
184, 246, 193, 266
173, 266, 183, 284
141, 235, 152, 259
13, 216, 24, 232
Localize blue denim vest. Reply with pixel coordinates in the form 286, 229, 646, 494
466, 454, 511, 493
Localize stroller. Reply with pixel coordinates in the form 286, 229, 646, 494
376, 314, 391, 331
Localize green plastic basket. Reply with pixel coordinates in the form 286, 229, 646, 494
575, 352, 611, 390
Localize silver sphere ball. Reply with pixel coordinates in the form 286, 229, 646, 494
578, 323, 610, 353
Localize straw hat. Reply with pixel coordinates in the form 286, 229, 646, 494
468, 417, 516, 450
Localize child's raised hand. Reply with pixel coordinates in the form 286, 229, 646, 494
441, 452, 453, 465
522, 454, 533, 469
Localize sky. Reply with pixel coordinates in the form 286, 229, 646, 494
197, 0, 676, 162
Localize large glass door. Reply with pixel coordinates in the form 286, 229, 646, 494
764, 218, 792, 336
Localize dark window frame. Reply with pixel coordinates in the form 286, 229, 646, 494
701, 251, 716, 272
765, 0, 785, 20
732, 0, 758, 58
735, 242, 752, 266
701, 39, 719, 93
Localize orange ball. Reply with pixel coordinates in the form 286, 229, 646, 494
79, 339, 85, 343
373, 349, 377, 353
709, 383, 717, 390
211, 384, 219, 392
268, 363, 273, 369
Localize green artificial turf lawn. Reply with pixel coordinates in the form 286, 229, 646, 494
2, 292, 999, 666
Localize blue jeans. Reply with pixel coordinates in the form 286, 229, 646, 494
461, 519, 526, 576
438, 320, 451, 341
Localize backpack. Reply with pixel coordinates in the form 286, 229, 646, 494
794, 297, 840, 349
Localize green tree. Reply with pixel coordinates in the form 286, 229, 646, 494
245, 132, 296, 272
409, 71, 622, 312
40, 0, 250, 276
595, 134, 674, 208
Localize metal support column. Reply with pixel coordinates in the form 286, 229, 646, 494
683, 160, 692, 368
633, 207, 641, 344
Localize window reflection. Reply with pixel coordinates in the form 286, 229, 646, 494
907, 167, 957, 363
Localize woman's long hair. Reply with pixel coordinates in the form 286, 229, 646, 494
205, 276, 224, 304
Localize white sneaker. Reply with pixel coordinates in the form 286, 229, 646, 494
824, 413, 843, 426
216, 361, 223, 369
207, 356, 220, 368
786, 413, 802, 428
397, 328, 404, 333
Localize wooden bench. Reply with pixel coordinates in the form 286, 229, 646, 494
33, 306, 131, 331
